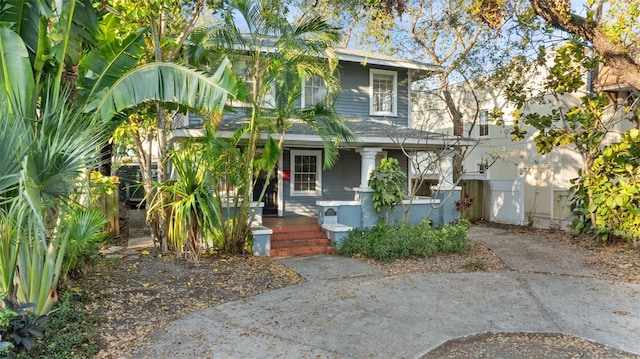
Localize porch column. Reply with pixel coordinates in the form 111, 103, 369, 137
438, 149, 455, 190
431, 148, 461, 225
277, 155, 284, 217
356, 147, 382, 190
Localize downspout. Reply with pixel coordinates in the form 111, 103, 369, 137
407, 70, 414, 196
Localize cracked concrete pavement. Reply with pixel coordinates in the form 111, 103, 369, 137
136, 227, 640, 358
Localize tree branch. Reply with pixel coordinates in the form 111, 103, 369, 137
529, 0, 640, 89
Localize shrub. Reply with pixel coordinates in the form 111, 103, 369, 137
62, 207, 108, 278
14, 290, 102, 359
368, 158, 407, 215
572, 129, 640, 243
0, 297, 48, 357
337, 220, 469, 261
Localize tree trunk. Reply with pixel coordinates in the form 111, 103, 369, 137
155, 106, 169, 252
99, 143, 113, 176
441, 80, 466, 182
132, 129, 162, 249
529, 0, 640, 89
582, 152, 598, 230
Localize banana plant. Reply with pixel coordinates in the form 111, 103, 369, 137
0, 0, 237, 314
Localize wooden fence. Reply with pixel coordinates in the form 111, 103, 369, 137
411, 179, 486, 222
99, 192, 120, 238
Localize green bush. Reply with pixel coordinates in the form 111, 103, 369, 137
62, 207, 108, 278
337, 220, 469, 261
0, 297, 48, 358
15, 291, 102, 359
571, 129, 640, 243
368, 158, 407, 214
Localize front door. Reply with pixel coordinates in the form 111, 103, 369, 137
253, 168, 278, 215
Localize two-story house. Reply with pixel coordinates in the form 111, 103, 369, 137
412, 56, 637, 228
171, 48, 474, 222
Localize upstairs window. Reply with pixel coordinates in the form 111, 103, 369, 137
302, 76, 327, 107
370, 69, 397, 116
478, 110, 489, 138
232, 60, 275, 108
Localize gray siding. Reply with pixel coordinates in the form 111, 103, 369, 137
282, 148, 361, 216
335, 62, 410, 126
182, 61, 411, 129
188, 112, 201, 127
281, 148, 410, 216
322, 150, 361, 200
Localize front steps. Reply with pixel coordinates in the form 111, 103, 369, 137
269, 223, 334, 257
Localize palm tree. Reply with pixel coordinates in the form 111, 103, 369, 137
0, 94, 106, 315
0, 0, 236, 312
177, 0, 355, 253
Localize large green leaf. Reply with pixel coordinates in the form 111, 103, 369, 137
0, 27, 35, 116
0, 105, 28, 196
25, 102, 105, 201
50, 0, 98, 66
0, 0, 49, 61
78, 27, 147, 101
89, 59, 238, 122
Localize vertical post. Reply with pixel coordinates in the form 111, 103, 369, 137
356, 147, 382, 228
356, 147, 382, 190
277, 155, 284, 217
438, 148, 455, 190
430, 148, 462, 225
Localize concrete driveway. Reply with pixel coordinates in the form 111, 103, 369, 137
136, 227, 640, 358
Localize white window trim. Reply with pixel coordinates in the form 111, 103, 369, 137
290, 150, 323, 196
478, 110, 489, 139
370, 69, 398, 117
300, 78, 307, 108
230, 58, 276, 109
477, 160, 490, 177
300, 76, 327, 108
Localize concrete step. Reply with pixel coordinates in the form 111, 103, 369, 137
271, 238, 332, 249
270, 246, 335, 257
269, 224, 323, 233
271, 230, 327, 241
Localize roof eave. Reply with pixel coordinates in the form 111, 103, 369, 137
336, 51, 443, 72
170, 128, 476, 149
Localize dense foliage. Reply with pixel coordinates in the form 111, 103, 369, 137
0, 297, 48, 357
0, 102, 106, 315
16, 291, 102, 359
151, 140, 222, 261
369, 157, 407, 214
337, 220, 469, 261
153, 0, 353, 256
573, 129, 640, 242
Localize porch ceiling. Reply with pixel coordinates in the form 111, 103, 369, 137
170, 117, 476, 150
